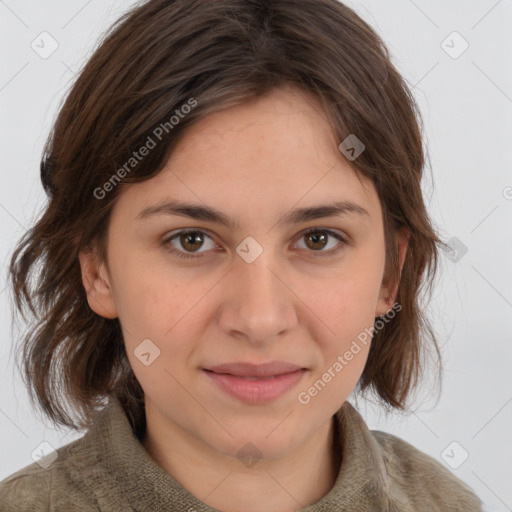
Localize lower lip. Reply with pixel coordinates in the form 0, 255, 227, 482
203, 369, 306, 405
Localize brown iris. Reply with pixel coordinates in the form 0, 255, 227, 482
179, 231, 205, 252
304, 231, 328, 251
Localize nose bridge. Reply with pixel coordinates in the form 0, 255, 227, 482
221, 249, 296, 342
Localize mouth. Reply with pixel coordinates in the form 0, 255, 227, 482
202, 362, 307, 404
204, 361, 306, 378
207, 374, 280, 381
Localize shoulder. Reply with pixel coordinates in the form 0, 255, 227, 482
0, 461, 54, 511
0, 437, 98, 511
370, 429, 483, 511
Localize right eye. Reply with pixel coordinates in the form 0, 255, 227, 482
162, 229, 220, 260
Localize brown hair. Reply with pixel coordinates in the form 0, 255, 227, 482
9, 0, 446, 431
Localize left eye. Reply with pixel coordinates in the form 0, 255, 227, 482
163, 228, 347, 260
295, 228, 347, 254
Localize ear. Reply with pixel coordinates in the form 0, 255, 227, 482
78, 243, 118, 319
376, 225, 410, 317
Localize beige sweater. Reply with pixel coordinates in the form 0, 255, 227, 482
0, 398, 483, 511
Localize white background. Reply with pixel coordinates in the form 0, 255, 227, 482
0, 1, 511, 510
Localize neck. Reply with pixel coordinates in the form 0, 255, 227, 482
142, 409, 342, 512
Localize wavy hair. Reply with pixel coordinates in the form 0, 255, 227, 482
9, 0, 445, 430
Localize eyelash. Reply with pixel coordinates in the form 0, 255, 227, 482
162, 228, 349, 260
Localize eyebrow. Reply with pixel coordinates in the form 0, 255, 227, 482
135, 199, 370, 230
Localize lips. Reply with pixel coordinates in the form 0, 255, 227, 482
203, 361, 307, 404
205, 361, 305, 378
203, 369, 307, 405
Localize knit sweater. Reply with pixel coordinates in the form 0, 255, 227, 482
0, 398, 482, 511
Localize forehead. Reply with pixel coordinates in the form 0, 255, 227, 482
172, 86, 337, 162
113, 86, 382, 227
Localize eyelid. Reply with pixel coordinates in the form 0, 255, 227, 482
294, 227, 349, 256
162, 228, 220, 259
162, 226, 349, 260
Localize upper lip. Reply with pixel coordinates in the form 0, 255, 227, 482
205, 362, 305, 378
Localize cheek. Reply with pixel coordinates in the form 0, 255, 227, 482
110, 258, 209, 373
299, 249, 383, 401
296, 280, 376, 413
310, 256, 384, 342
109, 249, 182, 329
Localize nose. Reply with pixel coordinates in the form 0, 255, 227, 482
218, 250, 298, 345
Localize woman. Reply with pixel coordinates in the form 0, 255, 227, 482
0, 0, 483, 510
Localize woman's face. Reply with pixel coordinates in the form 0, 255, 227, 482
80, 85, 403, 462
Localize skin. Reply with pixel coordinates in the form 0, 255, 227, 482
79, 84, 408, 512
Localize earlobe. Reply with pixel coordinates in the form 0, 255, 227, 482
376, 226, 410, 317
78, 247, 118, 319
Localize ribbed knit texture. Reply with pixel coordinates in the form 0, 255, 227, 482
0, 398, 483, 511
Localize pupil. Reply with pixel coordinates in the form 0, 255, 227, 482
308, 232, 326, 250
183, 232, 203, 251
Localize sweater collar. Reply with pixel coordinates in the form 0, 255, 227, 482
90, 397, 390, 511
